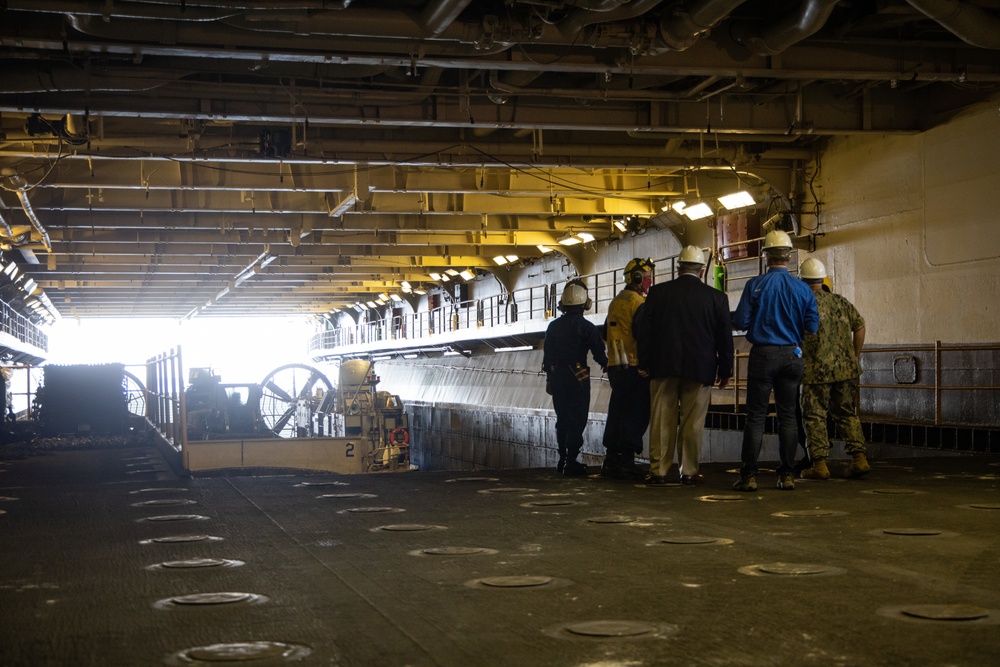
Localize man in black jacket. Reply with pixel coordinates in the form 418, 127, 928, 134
637, 246, 733, 485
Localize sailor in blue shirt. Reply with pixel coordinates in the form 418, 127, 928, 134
732, 230, 819, 492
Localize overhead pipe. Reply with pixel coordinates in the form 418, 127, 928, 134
732, 0, 840, 56
419, 0, 474, 37
905, 0, 1000, 49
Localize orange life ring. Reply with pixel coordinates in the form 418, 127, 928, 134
388, 427, 409, 445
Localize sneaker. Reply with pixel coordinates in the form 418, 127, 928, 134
733, 474, 757, 492
777, 472, 795, 490
563, 460, 588, 476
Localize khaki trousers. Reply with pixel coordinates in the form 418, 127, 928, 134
648, 377, 712, 478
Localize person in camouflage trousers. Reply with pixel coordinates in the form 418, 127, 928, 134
798, 258, 870, 479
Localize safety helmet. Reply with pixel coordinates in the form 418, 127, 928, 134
799, 257, 827, 280
559, 280, 592, 310
678, 245, 707, 265
624, 258, 654, 288
762, 230, 793, 251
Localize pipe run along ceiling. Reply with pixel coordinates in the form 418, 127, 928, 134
0, 0, 998, 320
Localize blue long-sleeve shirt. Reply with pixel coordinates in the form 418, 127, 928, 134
734, 267, 819, 346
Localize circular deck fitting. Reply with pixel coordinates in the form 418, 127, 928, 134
958, 503, 1000, 511
652, 536, 734, 546
522, 499, 582, 508
726, 467, 775, 474
372, 524, 447, 533
317, 492, 376, 499
127, 468, 168, 475
880, 528, 945, 536
129, 487, 189, 494
131, 499, 198, 507
411, 546, 498, 557
0, 496, 18, 502
482, 575, 554, 588
740, 562, 846, 577
862, 489, 923, 495
155, 592, 269, 610
586, 515, 635, 524
168, 641, 312, 664
138, 514, 209, 523
878, 604, 1000, 625
772, 509, 847, 518
477, 487, 538, 494
543, 620, 677, 641
141, 534, 224, 545
698, 494, 748, 502
149, 558, 244, 571
295, 480, 349, 487
338, 506, 405, 514
446, 477, 501, 483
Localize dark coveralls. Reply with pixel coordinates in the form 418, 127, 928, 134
542, 309, 608, 469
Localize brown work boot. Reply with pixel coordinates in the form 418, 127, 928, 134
847, 452, 871, 478
801, 458, 830, 480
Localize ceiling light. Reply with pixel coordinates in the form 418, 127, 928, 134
718, 190, 756, 210
444, 269, 459, 276
613, 220, 628, 232
414, 288, 426, 295
682, 202, 714, 220
375, 297, 386, 305
459, 269, 475, 281
400, 280, 411, 291
493, 255, 509, 265
429, 272, 442, 281
537, 245, 554, 254
379, 292, 389, 300
327, 192, 357, 218
366, 301, 377, 308
389, 293, 403, 302
440, 273, 451, 282
557, 231, 594, 246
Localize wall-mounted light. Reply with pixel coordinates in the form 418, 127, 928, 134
718, 190, 755, 210
682, 202, 714, 220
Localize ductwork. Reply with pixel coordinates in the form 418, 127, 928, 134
733, 0, 840, 56
655, 0, 749, 51
558, 0, 666, 37
1, 172, 52, 252
906, 0, 1000, 49
419, 0, 474, 37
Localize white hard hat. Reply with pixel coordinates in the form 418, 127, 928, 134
560, 281, 590, 308
799, 257, 827, 280
678, 245, 706, 265
762, 230, 793, 251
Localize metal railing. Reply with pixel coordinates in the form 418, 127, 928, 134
310, 254, 683, 354
0, 300, 48, 352
145, 347, 187, 454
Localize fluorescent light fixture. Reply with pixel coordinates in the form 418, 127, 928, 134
429, 272, 442, 281
537, 245, 554, 254
375, 297, 386, 305
493, 345, 534, 353
613, 219, 628, 232
459, 269, 475, 281
440, 273, 451, 282
682, 202, 714, 220
327, 192, 358, 217
718, 190, 755, 210
371, 355, 392, 362
378, 292, 388, 300
366, 301, 377, 308
389, 293, 403, 302
506, 254, 518, 262
414, 288, 426, 295
400, 280, 411, 290
402, 353, 418, 359
493, 255, 509, 265
444, 269, 459, 276
558, 231, 593, 246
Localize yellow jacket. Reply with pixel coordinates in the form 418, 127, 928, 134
605, 288, 645, 367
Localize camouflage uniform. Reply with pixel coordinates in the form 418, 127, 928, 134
801, 290, 866, 459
